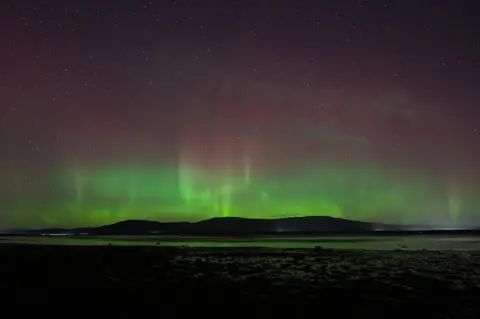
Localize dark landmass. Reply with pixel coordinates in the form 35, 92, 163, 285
9, 216, 406, 236
1, 244, 478, 317
7, 216, 479, 237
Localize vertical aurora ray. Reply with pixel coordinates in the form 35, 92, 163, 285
31, 158, 465, 229
447, 181, 463, 224
1, 0, 480, 233
2, 54, 476, 229
73, 169, 85, 204
178, 143, 214, 212
21, 116, 475, 229
241, 136, 252, 188
128, 172, 137, 205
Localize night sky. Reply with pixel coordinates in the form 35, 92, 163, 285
1, 0, 479, 229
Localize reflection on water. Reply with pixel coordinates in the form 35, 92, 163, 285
1, 235, 480, 250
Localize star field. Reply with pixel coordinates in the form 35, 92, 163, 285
0, 0, 479, 228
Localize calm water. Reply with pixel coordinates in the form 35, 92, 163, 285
1, 235, 480, 250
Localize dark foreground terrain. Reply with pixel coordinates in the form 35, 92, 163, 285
2, 245, 479, 318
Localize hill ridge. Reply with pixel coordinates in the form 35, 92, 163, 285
13, 216, 401, 235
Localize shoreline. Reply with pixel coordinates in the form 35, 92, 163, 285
2, 234, 480, 251
2, 245, 479, 317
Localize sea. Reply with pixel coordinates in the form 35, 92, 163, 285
1, 235, 480, 250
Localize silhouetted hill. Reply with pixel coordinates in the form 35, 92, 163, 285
191, 216, 384, 234
90, 216, 393, 235
94, 220, 190, 235
14, 216, 402, 235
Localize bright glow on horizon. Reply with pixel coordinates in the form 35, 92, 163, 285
1, 160, 476, 229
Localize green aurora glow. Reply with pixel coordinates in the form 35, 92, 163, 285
1, 162, 475, 229
2, 0, 480, 232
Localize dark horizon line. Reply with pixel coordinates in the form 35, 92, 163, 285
4, 215, 478, 234
6, 215, 399, 232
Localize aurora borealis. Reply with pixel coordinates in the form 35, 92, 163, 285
1, 0, 479, 229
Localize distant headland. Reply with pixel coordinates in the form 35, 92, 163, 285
6, 216, 480, 236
